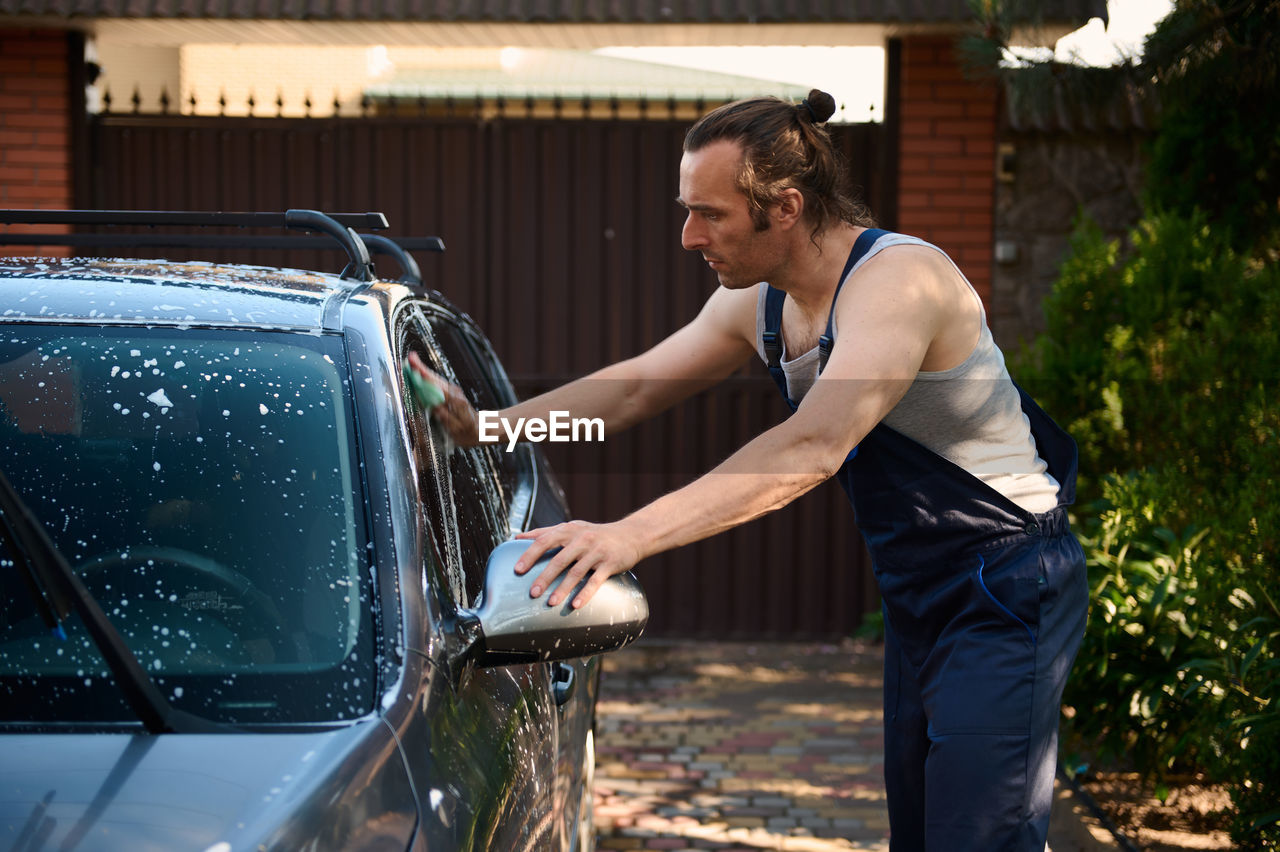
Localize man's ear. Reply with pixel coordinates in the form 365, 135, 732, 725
773, 188, 804, 231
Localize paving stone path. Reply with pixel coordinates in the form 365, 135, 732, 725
593, 639, 891, 852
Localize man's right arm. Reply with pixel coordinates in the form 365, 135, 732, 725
412, 285, 758, 445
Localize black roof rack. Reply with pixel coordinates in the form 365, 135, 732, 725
0, 209, 445, 286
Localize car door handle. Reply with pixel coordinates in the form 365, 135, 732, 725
553, 662, 576, 707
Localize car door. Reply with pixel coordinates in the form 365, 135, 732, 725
392, 302, 570, 850
414, 305, 599, 851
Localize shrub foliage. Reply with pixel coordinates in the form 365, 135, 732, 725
1013, 212, 1280, 848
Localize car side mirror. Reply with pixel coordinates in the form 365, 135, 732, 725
461, 539, 649, 667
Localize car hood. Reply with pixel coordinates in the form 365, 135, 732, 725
0, 721, 412, 852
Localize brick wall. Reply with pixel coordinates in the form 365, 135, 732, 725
896, 35, 997, 303
1, 28, 75, 255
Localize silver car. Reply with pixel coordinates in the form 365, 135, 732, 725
0, 209, 647, 851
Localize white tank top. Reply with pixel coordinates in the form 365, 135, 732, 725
754, 232, 1060, 515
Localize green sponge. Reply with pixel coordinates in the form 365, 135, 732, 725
402, 361, 445, 410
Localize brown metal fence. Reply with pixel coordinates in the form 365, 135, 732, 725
86, 110, 888, 638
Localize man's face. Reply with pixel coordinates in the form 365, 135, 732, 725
678, 140, 785, 290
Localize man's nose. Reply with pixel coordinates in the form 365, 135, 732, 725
681, 214, 705, 251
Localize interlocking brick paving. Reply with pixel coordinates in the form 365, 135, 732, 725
593, 639, 891, 852
591, 638, 1114, 852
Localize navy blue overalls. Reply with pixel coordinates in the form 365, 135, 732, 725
761, 229, 1088, 851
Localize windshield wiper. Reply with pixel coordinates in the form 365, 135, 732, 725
0, 468, 228, 734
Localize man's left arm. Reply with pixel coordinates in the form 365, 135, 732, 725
517, 252, 944, 608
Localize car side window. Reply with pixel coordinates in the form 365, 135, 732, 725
419, 307, 531, 522
396, 305, 515, 609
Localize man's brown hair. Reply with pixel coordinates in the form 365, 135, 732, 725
684, 89, 877, 242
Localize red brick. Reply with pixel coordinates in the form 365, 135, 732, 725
898, 154, 934, 176
3, 112, 67, 130
6, 184, 72, 202
0, 35, 66, 57
0, 57, 37, 74
929, 155, 988, 174
919, 221, 982, 241
957, 242, 991, 258
940, 119, 995, 137
933, 83, 985, 102
2, 75, 65, 95
33, 130, 68, 147
901, 63, 965, 83
901, 81, 938, 102
902, 41, 945, 65
896, 208, 961, 229
966, 270, 994, 293
901, 118, 934, 138
929, 227, 991, 246
0, 92, 35, 112
4, 147, 67, 166
901, 137, 964, 155
0, 164, 32, 181
965, 137, 996, 158
901, 101, 967, 119
961, 210, 994, 227
899, 192, 931, 210
33, 90, 70, 110
31, 57, 69, 75
965, 99, 999, 119
0, 247, 72, 259
900, 225, 943, 245
900, 173, 964, 191
922, 236, 963, 257
931, 191, 988, 209
0, 128, 34, 146
0, 56, 66, 77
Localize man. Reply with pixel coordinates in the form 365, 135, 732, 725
411, 89, 1088, 851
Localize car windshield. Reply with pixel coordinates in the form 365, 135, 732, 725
0, 325, 374, 726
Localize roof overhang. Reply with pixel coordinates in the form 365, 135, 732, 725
7, 18, 1085, 49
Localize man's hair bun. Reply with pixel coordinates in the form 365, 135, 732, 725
800, 89, 837, 124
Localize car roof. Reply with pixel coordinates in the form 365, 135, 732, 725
0, 256, 371, 332
0, 209, 451, 332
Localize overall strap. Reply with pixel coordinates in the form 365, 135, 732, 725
818, 227, 890, 373
761, 285, 792, 407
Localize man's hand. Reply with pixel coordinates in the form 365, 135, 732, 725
514, 520, 645, 609
405, 351, 480, 447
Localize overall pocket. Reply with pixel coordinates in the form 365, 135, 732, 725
972, 539, 1043, 646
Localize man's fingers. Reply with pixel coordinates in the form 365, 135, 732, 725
545, 549, 604, 607
510, 521, 631, 608
516, 541, 557, 580
406, 353, 454, 409
512, 524, 568, 573
570, 567, 616, 610
406, 352, 441, 389
532, 536, 591, 601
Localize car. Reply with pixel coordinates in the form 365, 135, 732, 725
0, 209, 648, 851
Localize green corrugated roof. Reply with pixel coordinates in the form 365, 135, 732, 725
365, 48, 811, 102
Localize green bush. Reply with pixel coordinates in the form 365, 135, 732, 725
1060, 499, 1217, 774
1013, 211, 1280, 847
1142, 0, 1280, 254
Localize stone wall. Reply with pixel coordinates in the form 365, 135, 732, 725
989, 130, 1147, 349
